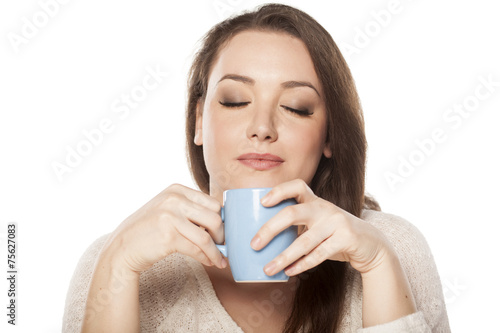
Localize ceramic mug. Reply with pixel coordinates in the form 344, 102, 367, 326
216, 188, 297, 282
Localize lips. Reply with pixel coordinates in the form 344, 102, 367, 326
237, 153, 284, 171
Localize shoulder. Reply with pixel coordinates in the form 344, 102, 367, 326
62, 234, 111, 332
63, 233, 197, 332
66, 233, 112, 294
359, 209, 438, 284
79, 233, 111, 265
359, 210, 451, 330
360, 209, 432, 258
361, 209, 423, 237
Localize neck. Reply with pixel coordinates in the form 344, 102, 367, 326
209, 183, 224, 205
204, 263, 298, 295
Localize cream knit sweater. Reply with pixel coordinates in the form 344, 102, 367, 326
62, 209, 450, 332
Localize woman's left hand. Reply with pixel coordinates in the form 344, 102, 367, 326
250, 179, 395, 277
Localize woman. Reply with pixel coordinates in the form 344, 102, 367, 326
63, 4, 450, 332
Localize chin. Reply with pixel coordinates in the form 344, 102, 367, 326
229, 175, 286, 190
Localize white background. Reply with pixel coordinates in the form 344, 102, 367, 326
1, 0, 499, 331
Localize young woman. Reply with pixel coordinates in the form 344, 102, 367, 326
63, 4, 450, 332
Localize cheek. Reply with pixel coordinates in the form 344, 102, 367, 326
284, 123, 327, 179
202, 112, 239, 172
203, 111, 240, 146
203, 107, 255, 155
288, 123, 326, 156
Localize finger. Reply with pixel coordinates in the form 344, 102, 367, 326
178, 199, 224, 244
170, 184, 222, 213
284, 237, 347, 276
173, 234, 214, 267
261, 179, 316, 207
262, 226, 330, 276
175, 218, 225, 268
251, 203, 309, 251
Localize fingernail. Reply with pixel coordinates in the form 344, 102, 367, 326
250, 236, 261, 249
264, 262, 276, 275
261, 194, 271, 205
285, 266, 295, 276
220, 258, 227, 269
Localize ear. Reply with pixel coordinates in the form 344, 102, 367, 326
323, 144, 332, 158
194, 100, 203, 146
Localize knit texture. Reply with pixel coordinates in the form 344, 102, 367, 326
62, 209, 450, 332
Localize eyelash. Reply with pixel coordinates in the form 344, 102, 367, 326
219, 101, 249, 108
280, 105, 312, 116
218, 101, 312, 116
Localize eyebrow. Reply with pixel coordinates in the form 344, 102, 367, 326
218, 74, 255, 85
217, 74, 321, 97
281, 80, 321, 97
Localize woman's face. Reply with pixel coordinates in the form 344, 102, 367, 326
195, 30, 331, 199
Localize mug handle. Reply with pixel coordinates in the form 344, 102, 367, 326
216, 207, 228, 257
216, 244, 227, 257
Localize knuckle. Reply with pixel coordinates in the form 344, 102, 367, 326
213, 201, 223, 212
163, 193, 184, 208
204, 196, 222, 212
306, 247, 325, 266
192, 245, 203, 258
268, 187, 280, 199
304, 254, 316, 267
259, 224, 274, 238
184, 203, 200, 220
276, 252, 289, 265
315, 244, 328, 258
163, 225, 179, 246
188, 191, 221, 213
157, 210, 176, 225
167, 183, 183, 191
200, 232, 213, 246
293, 178, 309, 193
282, 205, 296, 220
192, 193, 207, 206
164, 183, 182, 195
205, 212, 221, 230
158, 230, 176, 255
298, 234, 313, 248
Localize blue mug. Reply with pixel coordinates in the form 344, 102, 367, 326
217, 188, 298, 283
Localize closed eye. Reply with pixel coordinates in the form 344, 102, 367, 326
219, 101, 250, 108
280, 105, 312, 116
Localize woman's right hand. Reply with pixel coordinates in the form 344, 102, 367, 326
104, 183, 227, 273
82, 184, 225, 332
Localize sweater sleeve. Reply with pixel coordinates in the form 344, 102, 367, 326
357, 210, 450, 333
62, 234, 111, 333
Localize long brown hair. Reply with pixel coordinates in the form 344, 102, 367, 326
185, 3, 379, 332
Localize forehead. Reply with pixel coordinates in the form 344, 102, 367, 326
208, 30, 321, 92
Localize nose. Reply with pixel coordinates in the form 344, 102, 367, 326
245, 106, 278, 143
